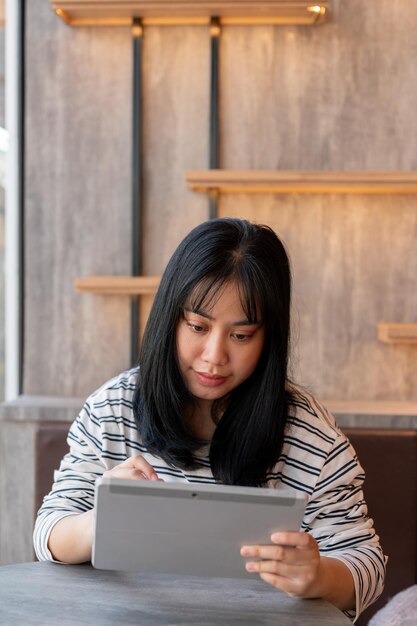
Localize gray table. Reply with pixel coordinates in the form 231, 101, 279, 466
0, 561, 352, 625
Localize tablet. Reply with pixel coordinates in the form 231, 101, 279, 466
92, 477, 307, 578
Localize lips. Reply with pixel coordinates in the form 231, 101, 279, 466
194, 371, 229, 387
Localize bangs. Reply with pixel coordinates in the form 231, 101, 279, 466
186, 273, 262, 324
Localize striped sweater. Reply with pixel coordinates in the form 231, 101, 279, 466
33, 368, 386, 621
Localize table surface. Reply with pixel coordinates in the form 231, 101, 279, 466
0, 561, 352, 625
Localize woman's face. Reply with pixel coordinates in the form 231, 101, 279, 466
176, 281, 265, 412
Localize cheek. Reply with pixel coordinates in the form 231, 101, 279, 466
176, 326, 197, 365
238, 340, 264, 378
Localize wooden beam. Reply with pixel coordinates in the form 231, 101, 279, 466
186, 170, 417, 194
74, 275, 160, 295
51, 1, 327, 26
377, 322, 417, 345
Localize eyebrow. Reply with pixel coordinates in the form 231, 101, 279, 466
184, 307, 262, 327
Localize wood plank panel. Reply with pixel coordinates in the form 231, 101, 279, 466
141, 25, 209, 274
220, 1, 417, 171
24, 0, 132, 397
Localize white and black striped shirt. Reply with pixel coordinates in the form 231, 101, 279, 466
33, 368, 386, 621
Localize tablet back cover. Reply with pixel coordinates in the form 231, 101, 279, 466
92, 478, 307, 578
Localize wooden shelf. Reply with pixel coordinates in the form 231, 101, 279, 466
51, 1, 327, 26
325, 400, 417, 417
186, 170, 417, 194
74, 275, 160, 295
377, 323, 417, 345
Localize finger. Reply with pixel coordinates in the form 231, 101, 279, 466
259, 568, 317, 597
270, 531, 313, 549
245, 558, 317, 597
245, 558, 299, 578
258, 572, 301, 595
259, 572, 288, 589
241, 544, 308, 565
240, 544, 319, 565
114, 455, 160, 481
104, 467, 147, 481
244, 568, 306, 597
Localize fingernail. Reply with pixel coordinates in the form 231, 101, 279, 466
245, 562, 256, 572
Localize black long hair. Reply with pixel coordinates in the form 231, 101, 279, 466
133, 218, 294, 486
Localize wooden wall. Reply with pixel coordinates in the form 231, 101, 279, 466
22, 0, 417, 402
1, 0, 417, 564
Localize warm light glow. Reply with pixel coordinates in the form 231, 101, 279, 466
54, 7, 71, 24
131, 22, 143, 37
308, 5, 325, 13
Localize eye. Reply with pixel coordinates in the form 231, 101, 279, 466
232, 333, 252, 342
186, 322, 206, 333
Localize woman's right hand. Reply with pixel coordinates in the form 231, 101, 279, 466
103, 454, 162, 482
48, 455, 162, 563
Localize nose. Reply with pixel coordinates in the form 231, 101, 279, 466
202, 331, 228, 367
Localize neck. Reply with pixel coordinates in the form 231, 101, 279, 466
187, 399, 216, 440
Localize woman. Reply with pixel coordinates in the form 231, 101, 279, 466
34, 218, 386, 621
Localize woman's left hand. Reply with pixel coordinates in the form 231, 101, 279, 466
240, 531, 323, 599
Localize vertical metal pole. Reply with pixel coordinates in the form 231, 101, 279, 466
209, 17, 220, 219
131, 18, 143, 366
18, 0, 25, 395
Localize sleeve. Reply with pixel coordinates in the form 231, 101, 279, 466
33, 399, 110, 562
303, 432, 387, 622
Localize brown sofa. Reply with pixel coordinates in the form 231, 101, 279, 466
343, 428, 417, 625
